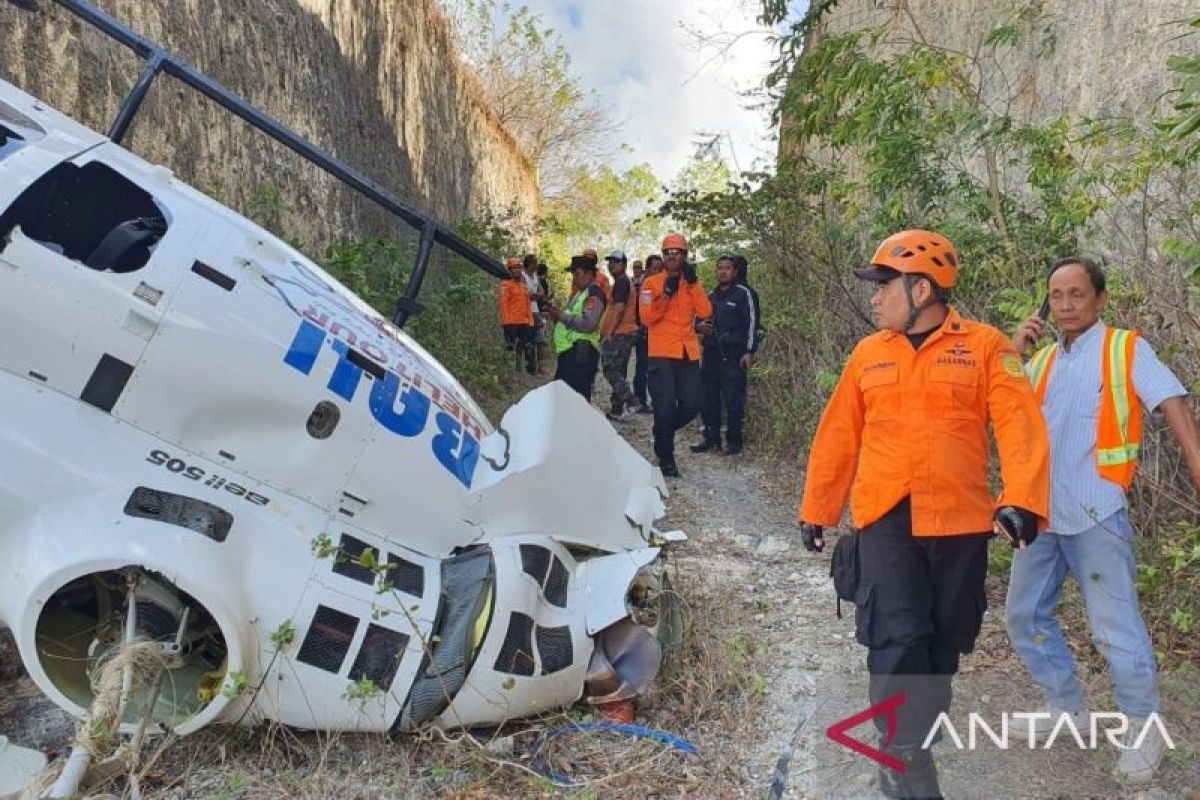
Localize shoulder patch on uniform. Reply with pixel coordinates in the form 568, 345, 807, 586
1001, 353, 1025, 378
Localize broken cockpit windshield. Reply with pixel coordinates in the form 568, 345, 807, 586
0, 160, 170, 272
0, 102, 45, 162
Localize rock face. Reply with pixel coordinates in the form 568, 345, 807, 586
0, 0, 540, 250
785, 0, 1197, 157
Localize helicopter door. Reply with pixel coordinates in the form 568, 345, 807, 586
0, 148, 198, 411
115, 236, 378, 511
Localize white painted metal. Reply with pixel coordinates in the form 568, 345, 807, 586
0, 736, 46, 800
0, 75, 682, 739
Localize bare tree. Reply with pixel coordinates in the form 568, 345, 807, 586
442, 0, 622, 199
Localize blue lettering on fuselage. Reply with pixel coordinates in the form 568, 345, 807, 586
431, 412, 480, 488
370, 372, 431, 438
283, 319, 477, 487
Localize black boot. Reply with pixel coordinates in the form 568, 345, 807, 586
659, 459, 680, 478
689, 437, 721, 453
878, 744, 941, 800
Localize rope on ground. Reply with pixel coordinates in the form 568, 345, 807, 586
766, 700, 822, 800
529, 721, 697, 786
33, 639, 168, 799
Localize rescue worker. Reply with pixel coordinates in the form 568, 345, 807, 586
732, 254, 766, 359
798, 230, 1050, 799
582, 246, 611, 296
1005, 256, 1200, 783
546, 255, 606, 400
693, 255, 756, 455
536, 262, 552, 304
640, 233, 712, 477
497, 256, 535, 373
631, 255, 661, 414
600, 250, 640, 420
536, 261, 553, 371
522, 254, 547, 373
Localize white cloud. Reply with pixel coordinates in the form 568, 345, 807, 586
520, 0, 781, 181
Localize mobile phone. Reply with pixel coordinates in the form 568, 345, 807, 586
1036, 295, 1050, 321
993, 517, 1019, 547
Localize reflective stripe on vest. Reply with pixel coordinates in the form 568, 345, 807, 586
1029, 327, 1141, 491
553, 289, 601, 355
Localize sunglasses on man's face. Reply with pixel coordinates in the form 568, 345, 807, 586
662, 249, 685, 257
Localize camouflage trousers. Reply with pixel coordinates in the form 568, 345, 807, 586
601, 333, 637, 413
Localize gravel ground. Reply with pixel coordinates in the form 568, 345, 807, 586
2, 373, 1197, 798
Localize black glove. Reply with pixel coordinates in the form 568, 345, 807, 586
682, 262, 698, 284
993, 506, 1038, 549
664, 273, 680, 297
800, 522, 825, 553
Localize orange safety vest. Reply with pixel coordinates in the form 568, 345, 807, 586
799, 308, 1050, 536
498, 278, 534, 326
1027, 327, 1141, 492
602, 275, 639, 337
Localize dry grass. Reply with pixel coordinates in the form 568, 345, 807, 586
54, 563, 768, 799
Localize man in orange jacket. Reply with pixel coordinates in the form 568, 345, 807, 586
497, 256, 535, 374
798, 230, 1050, 799
639, 233, 712, 477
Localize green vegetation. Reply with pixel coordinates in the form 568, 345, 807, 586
317, 207, 535, 419
660, 3, 1200, 668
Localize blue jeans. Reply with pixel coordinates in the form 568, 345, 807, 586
1005, 508, 1159, 717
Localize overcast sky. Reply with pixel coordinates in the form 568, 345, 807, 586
517, 0, 795, 181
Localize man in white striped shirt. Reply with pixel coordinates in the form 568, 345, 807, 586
1006, 256, 1200, 784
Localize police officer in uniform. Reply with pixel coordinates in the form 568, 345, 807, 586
546, 256, 605, 400
692, 255, 756, 455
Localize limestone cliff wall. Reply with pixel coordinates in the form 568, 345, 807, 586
0, 0, 540, 250
784, 0, 1197, 158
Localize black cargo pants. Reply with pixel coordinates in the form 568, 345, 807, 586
855, 498, 990, 748
646, 356, 701, 463
554, 341, 600, 401
699, 348, 747, 448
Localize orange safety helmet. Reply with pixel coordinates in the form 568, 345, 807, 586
661, 232, 689, 252
855, 230, 959, 289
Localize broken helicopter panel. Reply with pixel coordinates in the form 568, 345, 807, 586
0, 0, 684, 752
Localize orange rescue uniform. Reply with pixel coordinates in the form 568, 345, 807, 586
800, 308, 1050, 536
497, 278, 534, 326
639, 271, 713, 359
601, 276, 639, 337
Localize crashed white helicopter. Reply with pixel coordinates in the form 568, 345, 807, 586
0, 0, 682, 783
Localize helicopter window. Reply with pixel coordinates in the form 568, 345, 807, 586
0, 160, 169, 273
0, 123, 27, 161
